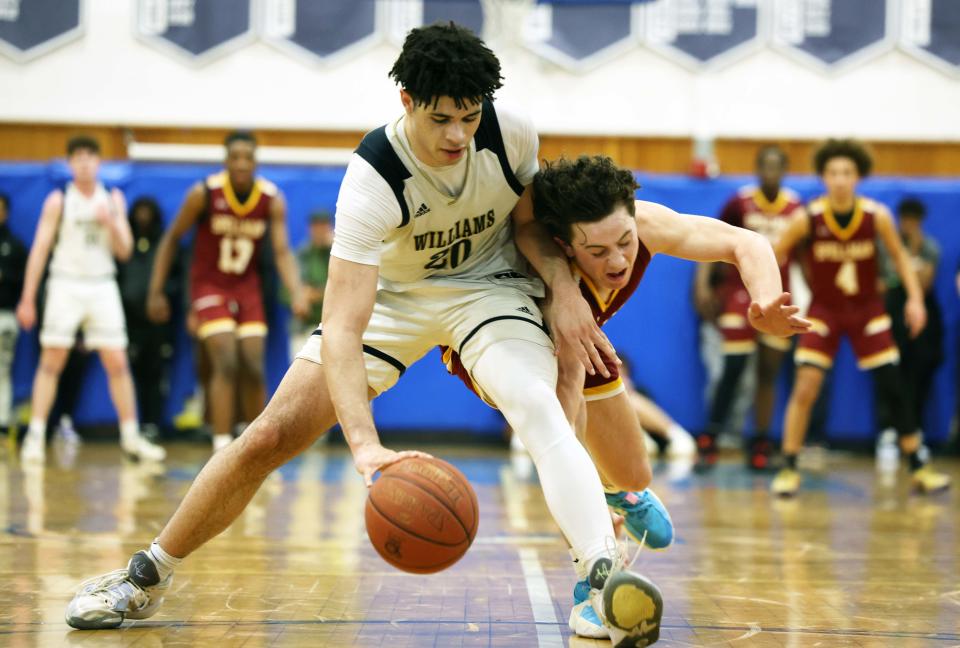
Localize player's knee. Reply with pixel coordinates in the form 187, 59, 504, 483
792, 376, 821, 407
235, 415, 288, 471
211, 351, 239, 379
756, 355, 781, 383
240, 356, 265, 384
99, 350, 130, 377
38, 349, 69, 375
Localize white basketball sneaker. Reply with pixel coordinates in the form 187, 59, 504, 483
20, 431, 45, 463
65, 551, 171, 629
122, 434, 167, 462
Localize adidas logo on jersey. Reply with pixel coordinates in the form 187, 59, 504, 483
414, 203, 431, 218
516, 306, 533, 315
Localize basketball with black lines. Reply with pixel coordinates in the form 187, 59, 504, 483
365, 457, 478, 574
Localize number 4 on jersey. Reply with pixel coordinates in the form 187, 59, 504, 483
835, 260, 859, 296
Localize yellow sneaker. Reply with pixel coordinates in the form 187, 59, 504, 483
912, 465, 951, 494
771, 468, 801, 497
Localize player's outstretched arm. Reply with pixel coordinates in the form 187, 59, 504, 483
636, 200, 810, 338
876, 206, 926, 338
268, 191, 309, 318
147, 182, 205, 323
321, 256, 429, 486
512, 185, 615, 378
15, 190, 63, 330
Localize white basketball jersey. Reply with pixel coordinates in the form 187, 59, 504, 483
355, 101, 542, 295
49, 182, 117, 279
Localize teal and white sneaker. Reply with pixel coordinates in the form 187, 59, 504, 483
605, 489, 674, 549
582, 554, 663, 647
568, 577, 608, 638
65, 551, 170, 629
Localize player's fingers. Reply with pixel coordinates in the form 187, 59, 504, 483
363, 469, 374, 488
592, 328, 620, 365
779, 305, 800, 316
775, 292, 792, 307
748, 302, 763, 319
584, 340, 609, 378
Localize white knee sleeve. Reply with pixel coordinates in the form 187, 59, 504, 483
471, 340, 614, 564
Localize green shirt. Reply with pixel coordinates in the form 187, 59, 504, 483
298, 243, 331, 326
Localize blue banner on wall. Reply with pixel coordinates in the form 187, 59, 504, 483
774, 0, 893, 69
900, 0, 960, 75
261, 0, 379, 64
137, 0, 254, 64
0, 0, 82, 62
643, 0, 762, 68
523, 2, 635, 70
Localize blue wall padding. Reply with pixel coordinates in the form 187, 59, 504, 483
3, 162, 958, 443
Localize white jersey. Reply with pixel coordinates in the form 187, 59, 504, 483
49, 182, 117, 279
332, 101, 543, 295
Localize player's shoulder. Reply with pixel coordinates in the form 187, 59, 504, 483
736, 185, 756, 199
255, 176, 279, 198
806, 196, 828, 215
205, 171, 228, 189
487, 101, 535, 137
781, 187, 802, 204
858, 195, 887, 216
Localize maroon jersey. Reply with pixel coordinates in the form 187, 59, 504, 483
806, 196, 881, 305
719, 186, 801, 292
577, 236, 652, 327
191, 171, 276, 291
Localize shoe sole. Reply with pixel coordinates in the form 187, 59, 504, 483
603, 572, 663, 647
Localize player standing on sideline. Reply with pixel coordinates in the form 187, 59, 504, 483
770, 139, 951, 496
67, 24, 670, 645
445, 155, 810, 639
145, 131, 309, 453
694, 146, 802, 470
15, 136, 166, 462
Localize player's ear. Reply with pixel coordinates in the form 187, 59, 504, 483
399, 90, 415, 115
554, 236, 574, 258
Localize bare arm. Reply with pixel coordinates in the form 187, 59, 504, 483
321, 256, 427, 485
772, 209, 810, 265
268, 192, 308, 318
876, 207, 926, 337
513, 185, 617, 377
100, 188, 133, 261
15, 191, 63, 329
637, 200, 809, 337
146, 182, 205, 322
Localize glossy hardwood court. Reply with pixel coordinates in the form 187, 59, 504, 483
1, 439, 958, 647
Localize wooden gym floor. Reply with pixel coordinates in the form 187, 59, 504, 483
1, 440, 958, 647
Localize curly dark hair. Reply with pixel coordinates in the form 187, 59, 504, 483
533, 156, 639, 244
897, 197, 926, 219
813, 138, 872, 177
66, 135, 101, 156
225, 130, 256, 149
389, 22, 503, 109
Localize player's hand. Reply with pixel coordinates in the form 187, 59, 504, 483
543, 285, 616, 378
291, 288, 311, 320
94, 201, 114, 227
15, 299, 36, 330
352, 442, 433, 487
905, 296, 927, 339
747, 292, 811, 338
146, 291, 171, 323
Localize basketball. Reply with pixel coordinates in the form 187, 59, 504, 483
365, 457, 479, 574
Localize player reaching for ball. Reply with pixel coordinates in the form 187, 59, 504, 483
444, 155, 811, 639
67, 23, 669, 645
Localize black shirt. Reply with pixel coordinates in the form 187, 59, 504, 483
0, 225, 28, 310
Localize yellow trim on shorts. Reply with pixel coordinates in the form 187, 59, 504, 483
198, 317, 237, 339
237, 322, 268, 338
858, 347, 900, 370
806, 317, 830, 336
583, 377, 625, 402
718, 313, 748, 330
722, 340, 756, 355
864, 314, 892, 336
795, 348, 833, 369
759, 334, 791, 352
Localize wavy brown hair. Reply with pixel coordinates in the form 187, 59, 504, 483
533, 155, 639, 244
813, 138, 872, 177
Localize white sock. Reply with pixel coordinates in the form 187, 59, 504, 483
120, 419, 140, 444
27, 418, 45, 438
666, 423, 687, 442
147, 540, 182, 580
471, 340, 614, 570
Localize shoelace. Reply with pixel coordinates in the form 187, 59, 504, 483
77, 569, 143, 609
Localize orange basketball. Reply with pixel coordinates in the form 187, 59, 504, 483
365, 456, 479, 574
